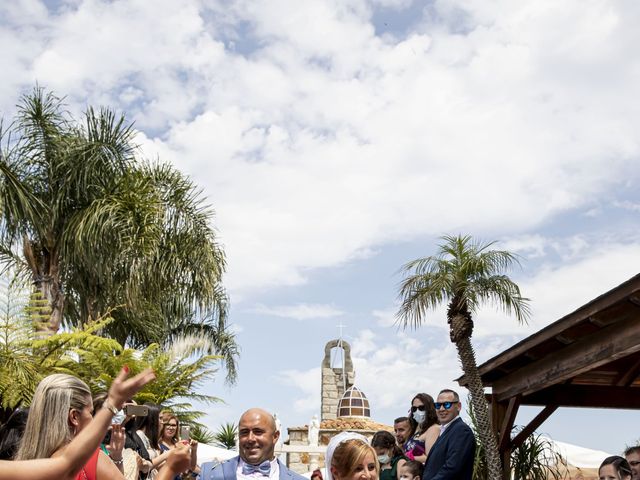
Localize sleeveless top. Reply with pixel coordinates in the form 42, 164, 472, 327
404, 435, 426, 458
380, 455, 406, 480
76, 448, 100, 480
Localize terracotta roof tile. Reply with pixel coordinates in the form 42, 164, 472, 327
319, 417, 393, 432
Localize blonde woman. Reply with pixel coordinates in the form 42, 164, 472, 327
326, 432, 379, 480
158, 413, 198, 479
1, 367, 154, 480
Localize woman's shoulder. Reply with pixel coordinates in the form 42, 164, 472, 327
419, 424, 440, 439
426, 424, 440, 435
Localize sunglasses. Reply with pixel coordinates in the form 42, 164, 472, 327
410, 405, 426, 412
434, 401, 459, 410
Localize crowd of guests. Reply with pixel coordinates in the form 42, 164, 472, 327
389, 390, 640, 480
1, 379, 639, 480
0, 368, 197, 480
389, 389, 475, 480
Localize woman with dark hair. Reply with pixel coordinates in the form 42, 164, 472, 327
404, 393, 439, 463
371, 431, 406, 480
0, 408, 28, 460
135, 404, 172, 480
599, 456, 632, 480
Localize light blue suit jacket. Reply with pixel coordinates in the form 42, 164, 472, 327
201, 456, 307, 480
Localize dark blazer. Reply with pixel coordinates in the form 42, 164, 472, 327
422, 417, 476, 480
201, 456, 307, 480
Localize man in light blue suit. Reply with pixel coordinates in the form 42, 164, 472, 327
201, 408, 307, 480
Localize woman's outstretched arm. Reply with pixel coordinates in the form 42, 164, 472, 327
0, 367, 155, 480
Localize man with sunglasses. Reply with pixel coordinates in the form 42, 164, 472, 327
422, 389, 475, 480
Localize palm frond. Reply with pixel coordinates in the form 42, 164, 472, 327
397, 234, 530, 327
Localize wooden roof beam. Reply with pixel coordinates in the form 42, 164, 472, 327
615, 357, 640, 387
521, 384, 640, 409
498, 396, 520, 452
474, 275, 640, 377
510, 405, 558, 451
492, 315, 640, 402
554, 334, 573, 345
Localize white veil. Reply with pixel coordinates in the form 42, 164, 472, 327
324, 432, 370, 480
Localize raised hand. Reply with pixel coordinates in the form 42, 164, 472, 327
105, 424, 125, 461
107, 366, 155, 410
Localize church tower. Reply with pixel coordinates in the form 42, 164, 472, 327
320, 338, 355, 421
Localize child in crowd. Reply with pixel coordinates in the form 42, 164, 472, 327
399, 460, 424, 480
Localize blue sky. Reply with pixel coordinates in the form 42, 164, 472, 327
2, 0, 640, 457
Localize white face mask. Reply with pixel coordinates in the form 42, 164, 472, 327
412, 410, 426, 424
378, 454, 391, 465
113, 409, 126, 424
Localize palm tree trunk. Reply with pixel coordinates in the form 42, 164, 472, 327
23, 236, 64, 333
454, 331, 502, 480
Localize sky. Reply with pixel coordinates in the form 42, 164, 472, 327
2, 0, 640, 457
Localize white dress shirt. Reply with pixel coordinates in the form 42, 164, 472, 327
438, 415, 461, 436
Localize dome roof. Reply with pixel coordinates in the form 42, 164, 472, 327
337, 386, 370, 418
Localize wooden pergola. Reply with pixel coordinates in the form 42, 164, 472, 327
458, 273, 640, 478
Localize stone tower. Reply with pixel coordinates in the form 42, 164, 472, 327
321, 339, 355, 421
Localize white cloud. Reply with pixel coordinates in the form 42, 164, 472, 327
467, 239, 640, 338
3, 0, 640, 297
277, 367, 321, 414
252, 303, 344, 320
613, 200, 640, 213
372, 308, 397, 327
350, 329, 377, 357
499, 234, 549, 259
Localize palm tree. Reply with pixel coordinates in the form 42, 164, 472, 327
0, 87, 238, 381
397, 234, 530, 480
213, 422, 238, 449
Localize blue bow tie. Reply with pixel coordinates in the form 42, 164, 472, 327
242, 460, 271, 476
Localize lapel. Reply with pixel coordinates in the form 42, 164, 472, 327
439, 417, 460, 440
277, 459, 291, 480
429, 417, 460, 456
223, 456, 240, 480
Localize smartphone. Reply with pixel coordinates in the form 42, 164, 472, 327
123, 404, 149, 417
180, 425, 191, 441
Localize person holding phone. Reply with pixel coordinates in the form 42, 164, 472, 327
158, 413, 198, 479
120, 401, 152, 479
135, 404, 174, 480
9, 367, 155, 480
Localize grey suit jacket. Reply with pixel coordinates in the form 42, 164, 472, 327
201, 456, 306, 480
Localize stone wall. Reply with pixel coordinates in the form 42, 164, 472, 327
285, 427, 377, 474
